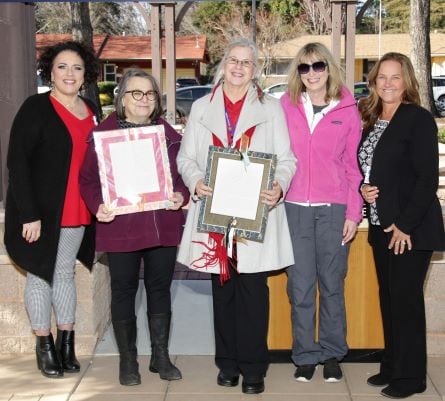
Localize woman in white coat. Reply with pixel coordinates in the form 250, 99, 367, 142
177, 38, 296, 394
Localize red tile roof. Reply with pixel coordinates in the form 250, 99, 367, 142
36, 34, 207, 61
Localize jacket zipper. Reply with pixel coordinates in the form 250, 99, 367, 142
307, 134, 312, 202
153, 211, 160, 240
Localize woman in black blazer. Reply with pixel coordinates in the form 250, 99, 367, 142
358, 52, 445, 399
5, 41, 98, 379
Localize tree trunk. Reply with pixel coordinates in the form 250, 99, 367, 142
355, 0, 373, 27
70, 2, 102, 118
410, 0, 437, 114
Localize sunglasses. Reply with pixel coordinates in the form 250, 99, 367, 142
297, 61, 327, 75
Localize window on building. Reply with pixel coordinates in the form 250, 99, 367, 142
267, 60, 291, 76
104, 64, 116, 82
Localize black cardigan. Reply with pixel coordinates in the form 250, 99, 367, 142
360, 103, 445, 251
4, 92, 96, 283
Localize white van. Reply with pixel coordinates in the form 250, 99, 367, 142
37, 72, 50, 94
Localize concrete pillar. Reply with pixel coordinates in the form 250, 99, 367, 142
0, 3, 36, 202
164, 3, 176, 125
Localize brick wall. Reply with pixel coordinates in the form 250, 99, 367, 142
0, 250, 111, 355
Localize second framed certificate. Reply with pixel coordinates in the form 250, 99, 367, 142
197, 146, 276, 242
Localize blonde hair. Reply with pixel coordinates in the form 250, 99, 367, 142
287, 42, 344, 104
359, 52, 420, 131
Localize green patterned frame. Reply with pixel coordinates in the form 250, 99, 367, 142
197, 145, 277, 242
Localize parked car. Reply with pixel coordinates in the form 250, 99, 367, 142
162, 85, 213, 119
433, 76, 445, 101
264, 81, 370, 102
353, 82, 369, 100
433, 76, 445, 116
264, 82, 288, 99
37, 72, 50, 94
176, 77, 200, 88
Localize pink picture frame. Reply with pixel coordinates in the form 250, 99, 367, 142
93, 125, 174, 215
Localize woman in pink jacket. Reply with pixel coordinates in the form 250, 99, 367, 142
280, 42, 363, 383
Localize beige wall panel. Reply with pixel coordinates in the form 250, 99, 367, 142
268, 228, 384, 350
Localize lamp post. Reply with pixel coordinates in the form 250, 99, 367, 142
251, 0, 256, 44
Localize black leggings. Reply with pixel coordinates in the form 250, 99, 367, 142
107, 246, 177, 321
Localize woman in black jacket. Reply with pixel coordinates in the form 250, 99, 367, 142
5, 41, 98, 378
358, 52, 445, 399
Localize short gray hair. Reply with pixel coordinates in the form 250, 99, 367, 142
213, 38, 262, 84
114, 68, 163, 121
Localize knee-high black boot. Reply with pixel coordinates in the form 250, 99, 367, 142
112, 319, 141, 386
148, 312, 182, 380
36, 333, 64, 378
56, 329, 80, 373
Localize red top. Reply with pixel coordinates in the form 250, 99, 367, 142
50, 96, 94, 226
223, 91, 246, 145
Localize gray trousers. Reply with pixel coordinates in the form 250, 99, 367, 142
25, 226, 85, 330
285, 203, 349, 366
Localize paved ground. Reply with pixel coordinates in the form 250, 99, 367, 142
1, 354, 444, 401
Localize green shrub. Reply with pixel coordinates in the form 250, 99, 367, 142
439, 128, 445, 144
98, 81, 117, 97
99, 93, 113, 106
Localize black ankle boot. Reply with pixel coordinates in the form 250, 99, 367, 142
36, 333, 63, 378
112, 319, 141, 386
148, 312, 182, 380
56, 329, 80, 373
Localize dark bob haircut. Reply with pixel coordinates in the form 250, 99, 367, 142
114, 68, 163, 122
38, 41, 99, 86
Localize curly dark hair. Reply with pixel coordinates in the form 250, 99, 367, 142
38, 41, 99, 85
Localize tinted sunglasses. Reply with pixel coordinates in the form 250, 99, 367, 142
297, 61, 327, 75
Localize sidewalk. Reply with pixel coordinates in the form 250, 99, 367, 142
1, 354, 445, 400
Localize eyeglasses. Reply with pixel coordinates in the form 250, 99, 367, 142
226, 56, 255, 68
297, 61, 327, 75
125, 90, 157, 101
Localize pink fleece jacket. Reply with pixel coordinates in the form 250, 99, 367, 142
281, 87, 363, 223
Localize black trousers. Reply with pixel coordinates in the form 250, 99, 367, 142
107, 246, 177, 321
211, 264, 269, 378
369, 225, 432, 382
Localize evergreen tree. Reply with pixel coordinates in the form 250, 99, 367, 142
384, 0, 444, 33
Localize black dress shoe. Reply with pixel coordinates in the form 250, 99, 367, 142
217, 371, 239, 387
367, 373, 390, 387
242, 376, 265, 394
36, 333, 64, 379
381, 381, 426, 399
56, 329, 80, 373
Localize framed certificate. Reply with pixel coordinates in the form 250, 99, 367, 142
93, 125, 173, 215
197, 146, 276, 242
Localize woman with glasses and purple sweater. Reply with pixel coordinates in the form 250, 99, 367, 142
80, 68, 189, 386
280, 42, 363, 383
